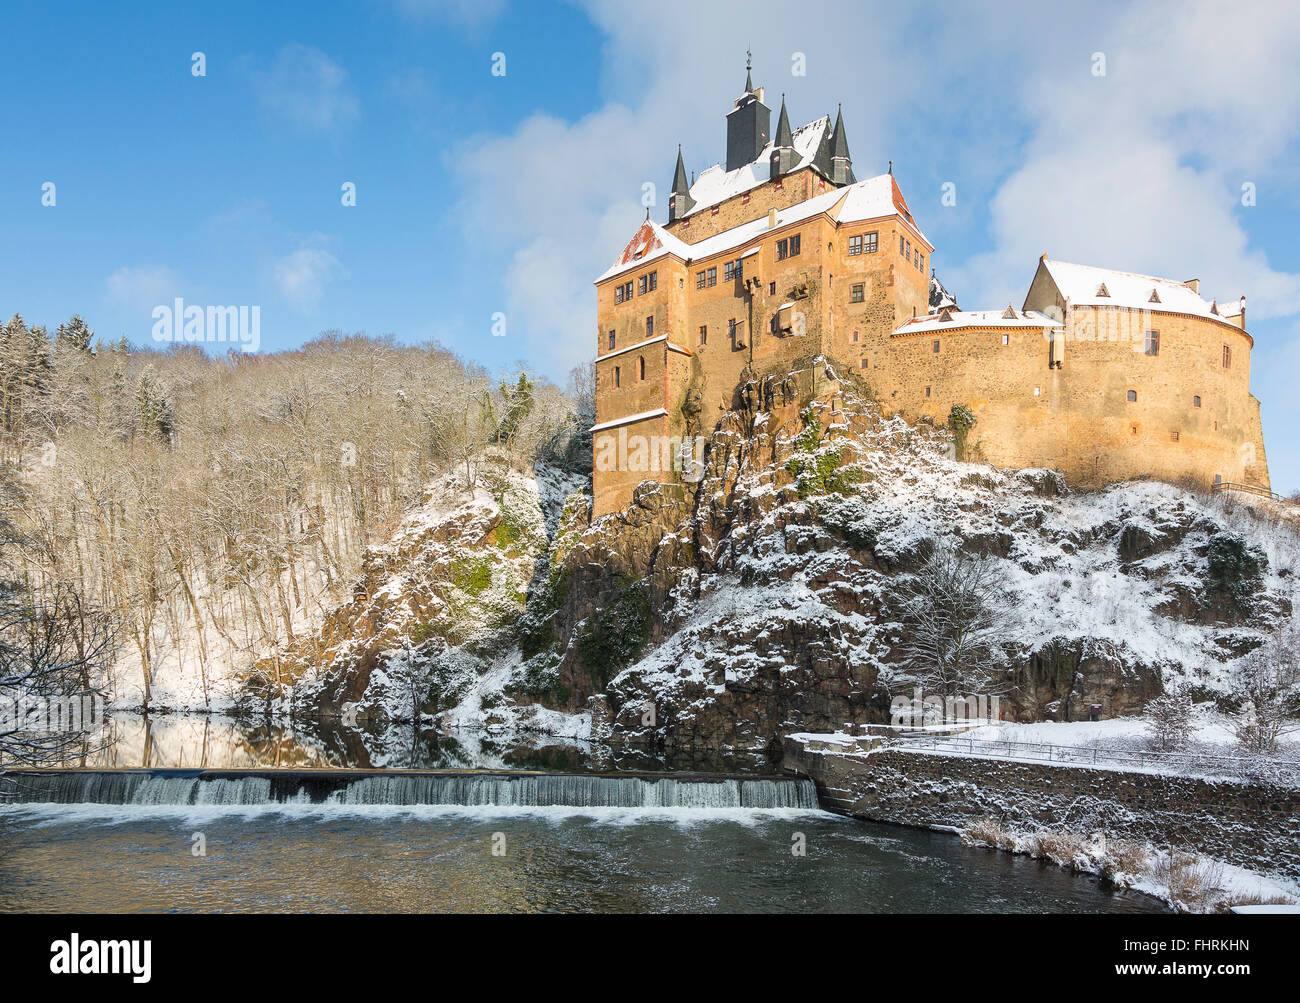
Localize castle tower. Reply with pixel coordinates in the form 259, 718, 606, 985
829, 104, 855, 186
769, 94, 798, 179
668, 145, 695, 223
726, 54, 770, 171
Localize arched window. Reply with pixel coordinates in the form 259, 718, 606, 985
638, 356, 646, 381
1126, 390, 1137, 402
1193, 395, 1201, 408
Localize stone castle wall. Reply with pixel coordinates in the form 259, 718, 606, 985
593, 174, 1269, 516
784, 741, 1300, 878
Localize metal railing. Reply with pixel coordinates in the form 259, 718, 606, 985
894, 733, 1300, 785
1212, 480, 1286, 503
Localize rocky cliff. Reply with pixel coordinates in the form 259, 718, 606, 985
251, 359, 1298, 764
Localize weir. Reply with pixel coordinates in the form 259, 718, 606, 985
0, 768, 819, 810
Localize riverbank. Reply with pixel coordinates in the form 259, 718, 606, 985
782, 734, 1300, 905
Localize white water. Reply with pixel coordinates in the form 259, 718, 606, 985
0, 771, 818, 810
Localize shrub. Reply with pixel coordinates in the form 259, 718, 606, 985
1144, 693, 1194, 752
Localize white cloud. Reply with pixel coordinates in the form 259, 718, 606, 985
105, 266, 181, 315
251, 44, 359, 133
272, 240, 344, 312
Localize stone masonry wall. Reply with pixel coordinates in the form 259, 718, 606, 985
784, 741, 1300, 878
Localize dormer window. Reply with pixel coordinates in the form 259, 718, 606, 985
1149, 288, 1161, 303
1096, 283, 1110, 297
1002, 306, 1017, 319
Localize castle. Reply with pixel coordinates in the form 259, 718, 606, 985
590, 61, 1270, 516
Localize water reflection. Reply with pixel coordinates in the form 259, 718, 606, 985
23, 712, 775, 775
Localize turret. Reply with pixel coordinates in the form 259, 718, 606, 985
668, 144, 695, 222
769, 94, 798, 179
829, 104, 855, 185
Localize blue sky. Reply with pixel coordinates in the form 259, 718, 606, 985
3, 0, 1298, 491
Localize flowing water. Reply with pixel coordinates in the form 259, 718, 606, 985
0, 715, 1169, 913
0, 801, 1164, 913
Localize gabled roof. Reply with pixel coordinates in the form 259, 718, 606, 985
892, 308, 1063, 337
596, 173, 928, 283
1036, 259, 1241, 320
680, 116, 834, 217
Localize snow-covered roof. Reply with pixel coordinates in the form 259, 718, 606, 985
685, 116, 831, 215
589, 408, 668, 433
893, 307, 1063, 337
597, 173, 927, 283
1039, 259, 1243, 320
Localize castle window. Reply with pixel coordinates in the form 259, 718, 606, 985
851, 283, 864, 303
1001, 333, 1009, 345
900, 236, 906, 255
1131, 424, 1139, 435
849, 235, 863, 256
1222, 345, 1232, 368
647, 271, 657, 292
769, 281, 776, 295
711, 206, 719, 216
707, 266, 717, 287
645, 316, 654, 338
864, 231, 878, 253
729, 318, 738, 347
724, 259, 742, 281
1033, 386, 1041, 397
608, 330, 615, 350
1144, 330, 1160, 356
614, 366, 620, 388
614, 285, 625, 305
1193, 395, 1201, 408
925, 386, 931, 398
696, 270, 707, 290
699, 325, 707, 345
624, 281, 633, 301
1170, 430, 1180, 442
742, 194, 750, 205
777, 235, 800, 260
638, 275, 647, 295
1126, 389, 1137, 402
861, 358, 869, 369
852, 330, 860, 343
905, 240, 912, 259
914, 250, 920, 269
919, 254, 925, 272
639, 356, 646, 381
932, 340, 940, 354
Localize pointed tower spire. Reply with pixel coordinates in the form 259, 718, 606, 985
774, 93, 793, 147
829, 103, 855, 185
668, 144, 695, 223
769, 93, 797, 180
744, 49, 753, 94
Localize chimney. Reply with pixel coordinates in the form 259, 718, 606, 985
1184, 278, 1200, 293
767, 208, 778, 229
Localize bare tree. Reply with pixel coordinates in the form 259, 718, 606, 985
896, 542, 1012, 699
1145, 692, 1194, 752
1232, 623, 1300, 756
0, 469, 114, 765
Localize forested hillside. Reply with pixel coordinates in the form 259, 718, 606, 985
0, 314, 592, 712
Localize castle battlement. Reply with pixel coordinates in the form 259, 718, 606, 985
590, 63, 1269, 516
